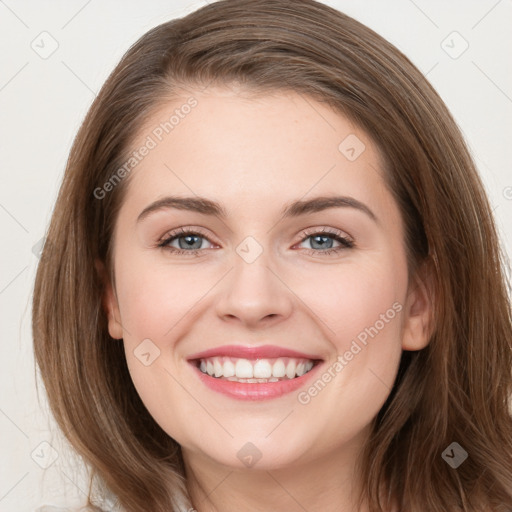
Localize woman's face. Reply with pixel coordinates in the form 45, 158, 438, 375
103, 86, 430, 472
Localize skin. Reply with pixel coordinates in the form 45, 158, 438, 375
100, 85, 432, 512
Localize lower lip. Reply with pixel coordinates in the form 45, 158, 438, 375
190, 362, 323, 400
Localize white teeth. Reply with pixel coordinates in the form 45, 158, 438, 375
223, 360, 235, 378
272, 359, 286, 378
235, 359, 253, 378
214, 359, 223, 378
197, 356, 316, 380
227, 377, 280, 383
285, 360, 296, 379
253, 360, 272, 378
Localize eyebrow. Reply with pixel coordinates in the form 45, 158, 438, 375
136, 195, 378, 223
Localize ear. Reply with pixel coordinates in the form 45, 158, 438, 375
401, 260, 434, 351
95, 258, 123, 340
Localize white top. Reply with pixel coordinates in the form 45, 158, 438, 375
36, 483, 191, 512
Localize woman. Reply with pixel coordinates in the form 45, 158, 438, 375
32, 0, 512, 511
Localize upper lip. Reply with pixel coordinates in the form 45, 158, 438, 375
187, 344, 323, 361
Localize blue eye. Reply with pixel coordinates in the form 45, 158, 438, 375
158, 227, 354, 257
158, 227, 213, 256
167, 233, 206, 250
297, 229, 354, 256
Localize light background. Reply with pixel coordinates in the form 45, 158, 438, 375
0, 0, 511, 510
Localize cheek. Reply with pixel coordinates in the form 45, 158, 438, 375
293, 267, 405, 444
114, 255, 207, 344
293, 252, 407, 349
290, 250, 407, 413
112, 256, 207, 431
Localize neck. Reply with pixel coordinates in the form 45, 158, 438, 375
182, 430, 373, 512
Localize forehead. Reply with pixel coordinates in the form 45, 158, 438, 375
119, 87, 393, 220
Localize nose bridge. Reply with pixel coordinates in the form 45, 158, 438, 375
215, 236, 293, 325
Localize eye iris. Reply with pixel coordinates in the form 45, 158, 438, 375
310, 235, 334, 250
169, 232, 343, 251
179, 234, 202, 250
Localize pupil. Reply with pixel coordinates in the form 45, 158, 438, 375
180, 235, 202, 250
311, 235, 333, 250
177, 234, 334, 251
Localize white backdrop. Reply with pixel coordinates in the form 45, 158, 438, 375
0, 1, 511, 510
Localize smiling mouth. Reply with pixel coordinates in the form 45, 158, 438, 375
194, 356, 320, 383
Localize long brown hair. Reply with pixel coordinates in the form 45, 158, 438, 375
32, 1, 512, 510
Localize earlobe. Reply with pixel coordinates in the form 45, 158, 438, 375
401, 262, 435, 351
94, 258, 123, 340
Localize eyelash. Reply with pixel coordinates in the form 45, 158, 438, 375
157, 226, 354, 257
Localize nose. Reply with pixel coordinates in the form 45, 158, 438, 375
214, 252, 294, 328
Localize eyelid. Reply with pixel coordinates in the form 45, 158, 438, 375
158, 225, 352, 242
157, 226, 217, 245
298, 226, 353, 244
158, 225, 355, 259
